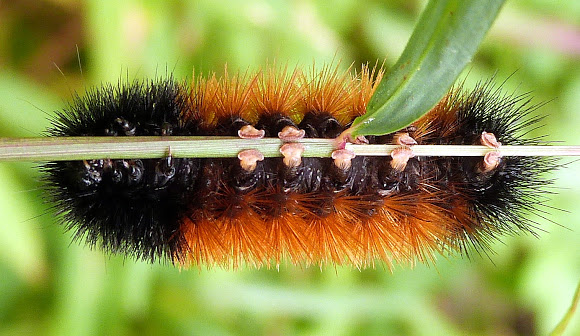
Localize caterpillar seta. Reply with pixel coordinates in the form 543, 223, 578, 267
42, 64, 556, 269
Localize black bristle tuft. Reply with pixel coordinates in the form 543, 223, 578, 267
434, 80, 557, 253
42, 78, 201, 262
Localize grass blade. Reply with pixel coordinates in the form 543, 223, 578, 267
350, 0, 505, 136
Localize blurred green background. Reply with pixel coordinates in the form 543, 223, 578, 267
0, 0, 579, 335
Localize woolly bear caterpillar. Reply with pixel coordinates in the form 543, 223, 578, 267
41, 64, 556, 269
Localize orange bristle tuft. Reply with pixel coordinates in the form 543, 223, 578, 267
252, 64, 302, 122
190, 71, 221, 128
300, 63, 357, 125
351, 63, 384, 117
214, 66, 258, 123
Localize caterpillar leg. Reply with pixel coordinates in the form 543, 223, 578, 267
280, 143, 305, 168
237, 149, 264, 172
331, 149, 356, 171
278, 126, 305, 141
238, 125, 265, 139
390, 147, 415, 171
390, 132, 417, 171
480, 131, 502, 172
394, 132, 418, 146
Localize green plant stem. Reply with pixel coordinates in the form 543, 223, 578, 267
550, 281, 580, 336
344, 144, 580, 157
1, 137, 579, 162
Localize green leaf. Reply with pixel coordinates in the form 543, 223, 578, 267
351, 0, 505, 136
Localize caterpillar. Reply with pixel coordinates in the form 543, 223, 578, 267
42, 64, 553, 269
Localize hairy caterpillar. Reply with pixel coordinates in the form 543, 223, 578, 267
42, 64, 553, 269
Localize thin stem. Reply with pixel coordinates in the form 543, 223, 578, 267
550, 280, 580, 336
345, 144, 580, 157
0, 137, 579, 162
